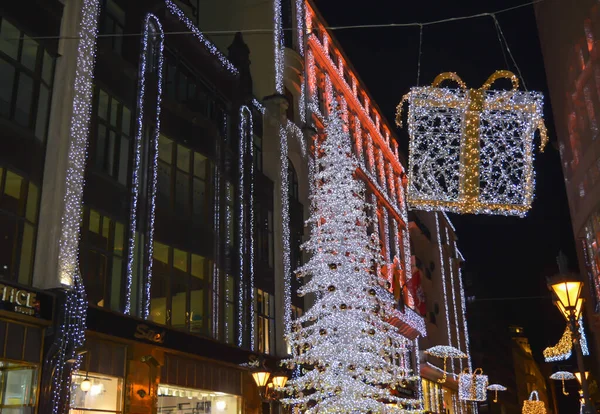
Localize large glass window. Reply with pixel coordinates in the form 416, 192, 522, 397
0, 18, 55, 141
150, 241, 212, 337
93, 88, 132, 185
254, 289, 275, 355
79, 207, 125, 311
100, 0, 125, 55
157, 134, 213, 224
0, 361, 38, 412
0, 167, 39, 285
255, 201, 274, 269
157, 384, 240, 414
70, 372, 123, 414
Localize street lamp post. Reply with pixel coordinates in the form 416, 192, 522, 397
251, 366, 289, 414
549, 278, 597, 414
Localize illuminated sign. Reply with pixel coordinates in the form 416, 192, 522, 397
0, 284, 39, 317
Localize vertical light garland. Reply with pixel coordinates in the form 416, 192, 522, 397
414, 338, 424, 412
57, 0, 101, 287
295, 0, 305, 56
273, 0, 284, 93
455, 240, 472, 371
354, 115, 363, 162
128, 14, 164, 317
248, 108, 256, 351
51, 0, 99, 409
367, 134, 375, 174
435, 214, 453, 352
446, 227, 462, 371
237, 107, 247, 348
382, 208, 391, 282
212, 125, 223, 339
280, 126, 292, 336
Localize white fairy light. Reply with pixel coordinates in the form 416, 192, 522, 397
397, 71, 547, 216
252, 98, 265, 114
435, 214, 453, 349
57, 0, 101, 287
287, 120, 306, 158
212, 127, 223, 338
282, 102, 420, 413
296, 0, 305, 56
455, 248, 472, 371
237, 107, 247, 348
280, 125, 292, 336
273, 0, 284, 93
240, 106, 256, 350
300, 80, 306, 123
128, 14, 164, 316
164, 0, 237, 74
445, 227, 462, 370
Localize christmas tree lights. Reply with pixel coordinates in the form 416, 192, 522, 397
396, 70, 547, 216
281, 102, 420, 413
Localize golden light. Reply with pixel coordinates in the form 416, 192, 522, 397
80, 377, 92, 392
251, 371, 271, 388
271, 375, 288, 389
551, 280, 582, 310
575, 372, 589, 385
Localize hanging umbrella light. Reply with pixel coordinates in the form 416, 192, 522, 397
424, 345, 468, 383
550, 371, 576, 396
487, 384, 507, 403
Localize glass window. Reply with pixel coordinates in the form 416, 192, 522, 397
0, 168, 39, 284
149, 241, 212, 337
0, 18, 54, 141
0, 361, 38, 411
255, 288, 275, 354
80, 208, 125, 311
157, 384, 240, 414
70, 372, 123, 413
99, 0, 126, 56
93, 88, 131, 184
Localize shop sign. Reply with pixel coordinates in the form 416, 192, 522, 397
0, 283, 40, 317
134, 324, 166, 344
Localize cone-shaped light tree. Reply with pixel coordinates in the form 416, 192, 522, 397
282, 101, 420, 413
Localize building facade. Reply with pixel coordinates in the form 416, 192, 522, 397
0, 0, 474, 413
535, 0, 600, 373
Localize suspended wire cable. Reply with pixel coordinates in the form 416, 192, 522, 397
493, 14, 529, 90
492, 16, 510, 71
416, 24, 423, 87
1, 0, 543, 41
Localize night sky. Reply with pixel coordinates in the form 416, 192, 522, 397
312, 0, 579, 408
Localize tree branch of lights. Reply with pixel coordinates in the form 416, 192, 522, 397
396, 71, 548, 217
281, 102, 420, 413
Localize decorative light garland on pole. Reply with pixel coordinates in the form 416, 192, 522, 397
543, 316, 589, 362
128, 14, 164, 317
396, 70, 547, 216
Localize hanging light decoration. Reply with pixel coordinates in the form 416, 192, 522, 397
424, 345, 467, 384
549, 371, 576, 396
396, 70, 547, 216
458, 368, 488, 401
487, 384, 507, 403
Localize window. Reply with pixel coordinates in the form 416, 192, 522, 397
149, 241, 213, 337
253, 132, 263, 172
0, 361, 38, 412
388, 215, 397, 259
70, 372, 123, 413
288, 161, 299, 202
157, 134, 213, 224
0, 167, 39, 285
100, 0, 125, 55
158, 384, 240, 414
93, 88, 132, 185
79, 208, 125, 311
0, 18, 54, 141
281, 0, 294, 49
255, 288, 275, 354
255, 201, 274, 269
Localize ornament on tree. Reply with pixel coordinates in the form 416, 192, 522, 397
396, 70, 547, 216
281, 101, 420, 413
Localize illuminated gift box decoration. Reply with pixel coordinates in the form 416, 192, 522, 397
458, 368, 488, 401
396, 70, 548, 216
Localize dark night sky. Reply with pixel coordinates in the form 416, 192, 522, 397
312, 0, 580, 407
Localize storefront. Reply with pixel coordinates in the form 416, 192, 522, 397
0, 281, 54, 413
70, 307, 262, 414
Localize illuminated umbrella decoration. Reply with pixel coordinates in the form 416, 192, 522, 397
487, 384, 507, 403
424, 346, 468, 383
550, 371, 576, 396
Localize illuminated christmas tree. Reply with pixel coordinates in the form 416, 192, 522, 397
282, 101, 419, 413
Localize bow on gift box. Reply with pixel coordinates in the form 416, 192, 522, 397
396, 70, 548, 216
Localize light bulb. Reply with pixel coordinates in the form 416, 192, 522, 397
80, 378, 91, 392
215, 400, 226, 411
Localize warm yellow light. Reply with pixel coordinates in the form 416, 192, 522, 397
574, 372, 589, 385
251, 371, 271, 388
271, 375, 288, 389
80, 377, 92, 392
551, 281, 582, 310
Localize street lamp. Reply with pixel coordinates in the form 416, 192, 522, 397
250, 363, 288, 414
549, 277, 596, 414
